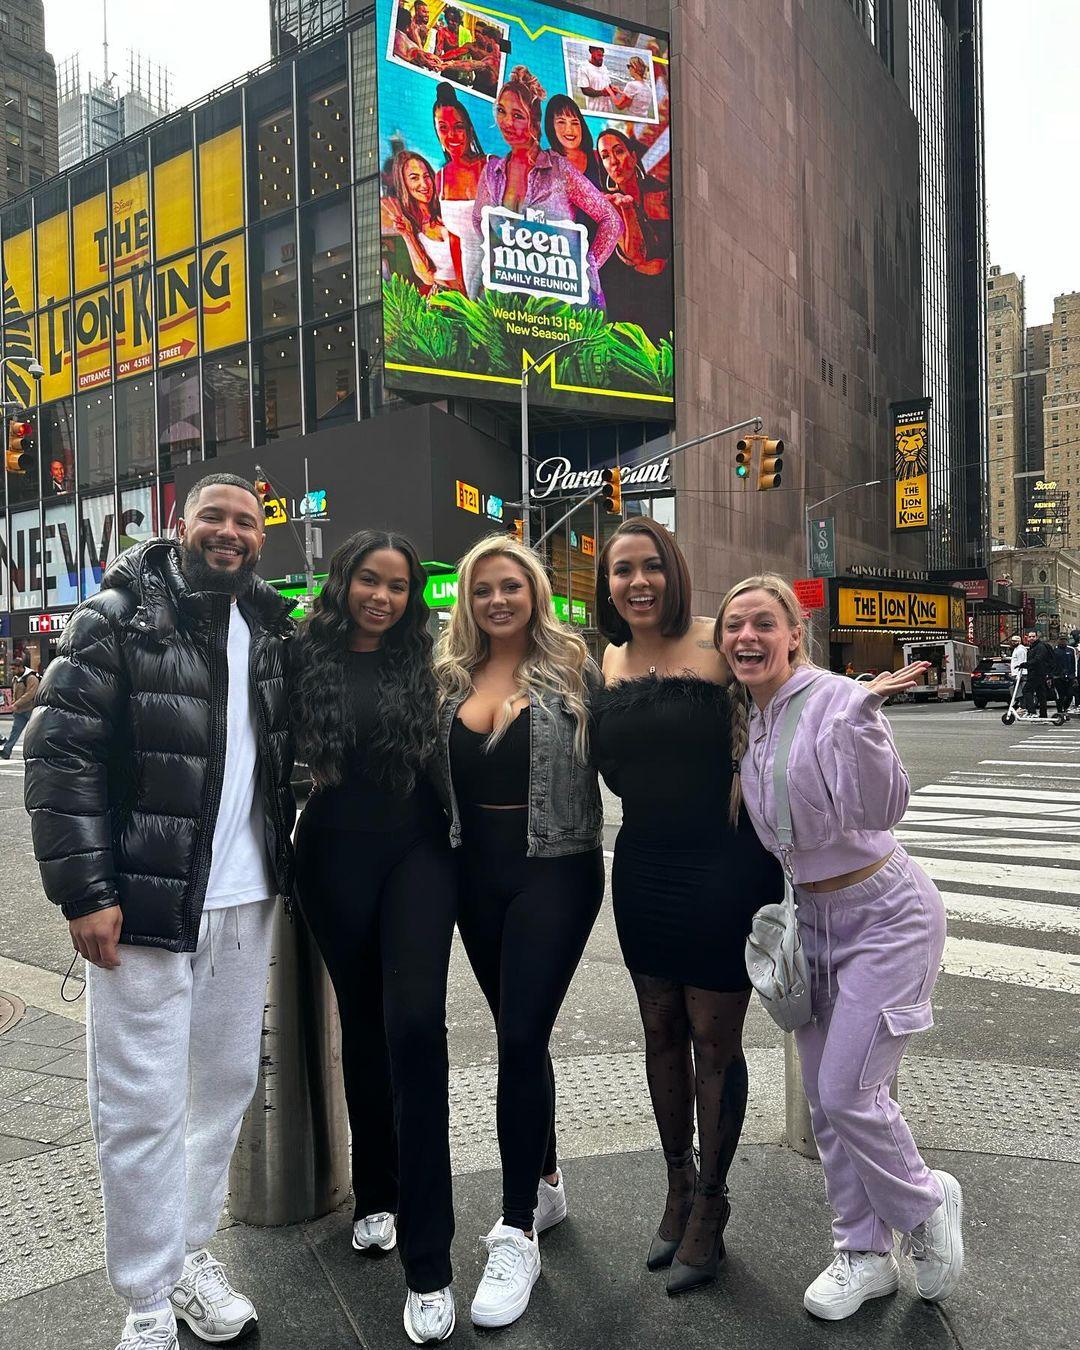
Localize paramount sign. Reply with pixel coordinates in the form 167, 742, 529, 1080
531, 456, 672, 501
482, 207, 590, 305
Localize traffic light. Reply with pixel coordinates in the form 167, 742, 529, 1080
757, 438, 784, 491
254, 473, 271, 502
600, 467, 622, 515
511, 517, 524, 543
735, 439, 753, 480
6, 417, 34, 474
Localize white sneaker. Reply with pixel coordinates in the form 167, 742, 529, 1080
803, 1250, 900, 1320
533, 1169, 567, 1234
403, 1285, 456, 1344
116, 1311, 178, 1350
903, 1169, 965, 1301
352, 1211, 397, 1252
169, 1249, 257, 1343
470, 1221, 541, 1328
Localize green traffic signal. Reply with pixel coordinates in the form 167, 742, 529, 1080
735, 463, 749, 478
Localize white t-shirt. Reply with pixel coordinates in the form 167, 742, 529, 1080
578, 60, 613, 112
203, 602, 275, 910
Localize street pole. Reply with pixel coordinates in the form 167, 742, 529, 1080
802, 479, 881, 663
303, 456, 315, 607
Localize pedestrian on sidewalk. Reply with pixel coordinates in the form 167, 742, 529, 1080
1022, 630, 1054, 719
1052, 635, 1077, 717
591, 519, 783, 1297
292, 531, 459, 1347
0, 654, 39, 757
434, 536, 604, 1331
717, 573, 965, 1323
23, 474, 295, 1350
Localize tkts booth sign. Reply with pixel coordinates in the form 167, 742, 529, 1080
1, 127, 246, 406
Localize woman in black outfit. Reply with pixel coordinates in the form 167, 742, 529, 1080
592, 517, 782, 1295
292, 531, 458, 1346
434, 534, 604, 1331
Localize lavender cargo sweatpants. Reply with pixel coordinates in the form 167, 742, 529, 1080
794, 847, 946, 1254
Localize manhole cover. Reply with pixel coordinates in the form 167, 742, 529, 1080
0, 990, 26, 1037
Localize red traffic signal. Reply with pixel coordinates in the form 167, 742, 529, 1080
6, 418, 34, 474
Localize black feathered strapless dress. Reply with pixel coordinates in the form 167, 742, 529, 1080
593, 675, 783, 991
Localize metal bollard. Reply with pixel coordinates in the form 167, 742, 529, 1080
783, 1033, 818, 1159
229, 897, 350, 1226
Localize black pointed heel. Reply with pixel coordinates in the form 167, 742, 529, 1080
665, 1231, 725, 1295
646, 1147, 697, 1271
647, 1233, 680, 1271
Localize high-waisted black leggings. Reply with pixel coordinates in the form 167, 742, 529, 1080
457, 806, 604, 1232
295, 813, 458, 1293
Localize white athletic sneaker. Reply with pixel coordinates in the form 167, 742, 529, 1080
116, 1310, 178, 1350
902, 1169, 965, 1301
403, 1285, 456, 1344
803, 1250, 900, 1321
169, 1249, 257, 1343
352, 1211, 397, 1252
533, 1169, 567, 1234
470, 1222, 541, 1328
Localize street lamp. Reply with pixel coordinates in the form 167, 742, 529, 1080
520, 333, 607, 547
0, 354, 45, 407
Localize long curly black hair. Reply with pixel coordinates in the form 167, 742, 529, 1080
292, 530, 436, 794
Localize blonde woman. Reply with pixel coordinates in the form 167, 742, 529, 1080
434, 535, 604, 1331
716, 574, 963, 1322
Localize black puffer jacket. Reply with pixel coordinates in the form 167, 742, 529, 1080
24, 539, 295, 951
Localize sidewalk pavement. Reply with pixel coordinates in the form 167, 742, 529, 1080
0, 988, 1074, 1350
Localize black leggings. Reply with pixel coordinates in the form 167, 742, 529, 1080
295, 814, 458, 1293
457, 806, 604, 1232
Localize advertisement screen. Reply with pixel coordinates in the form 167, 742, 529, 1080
892, 398, 931, 532
375, 0, 674, 416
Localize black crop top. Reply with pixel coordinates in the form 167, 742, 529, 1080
593, 675, 744, 843
450, 707, 530, 807
304, 648, 442, 832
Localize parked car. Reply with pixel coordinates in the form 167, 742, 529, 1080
972, 657, 1014, 708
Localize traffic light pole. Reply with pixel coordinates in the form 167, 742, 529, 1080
531, 416, 764, 550
255, 459, 319, 610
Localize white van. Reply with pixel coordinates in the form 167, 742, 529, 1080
901, 640, 980, 701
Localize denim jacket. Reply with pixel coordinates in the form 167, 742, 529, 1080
437, 660, 604, 858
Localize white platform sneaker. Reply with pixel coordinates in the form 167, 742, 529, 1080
116, 1310, 179, 1350
903, 1169, 965, 1302
352, 1212, 398, 1252
470, 1222, 541, 1328
533, 1170, 567, 1234
803, 1250, 900, 1321
169, 1249, 257, 1343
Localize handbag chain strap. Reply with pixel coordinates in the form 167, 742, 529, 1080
772, 675, 822, 880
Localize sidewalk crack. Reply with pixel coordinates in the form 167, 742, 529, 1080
300, 1223, 371, 1347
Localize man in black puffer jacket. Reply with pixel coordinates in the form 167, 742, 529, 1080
25, 473, 294, 1350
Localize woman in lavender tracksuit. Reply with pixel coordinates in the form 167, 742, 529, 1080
715, 573, 966, 1323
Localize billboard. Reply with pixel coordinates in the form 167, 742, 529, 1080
375, 0, 674, 415
892, 397, 931, 532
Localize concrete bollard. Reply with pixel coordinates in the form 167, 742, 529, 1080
783, 1033, 818, 1159
229, 897, 350, 1226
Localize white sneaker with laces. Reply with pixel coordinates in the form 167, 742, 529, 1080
169, 1248, 257, 1343
352, 1211, 397, 1252
403, 1284, 456, 1344
803, 1250, 900, 1321
116, 1309, 179, 1350
902, 1169, 964, 1301
470, 1221, 541, 1328
533, 1170, 567, 1234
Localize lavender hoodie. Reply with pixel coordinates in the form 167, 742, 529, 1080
738, 665, 909, 884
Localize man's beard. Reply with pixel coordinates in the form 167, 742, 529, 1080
179, 540, 259, 595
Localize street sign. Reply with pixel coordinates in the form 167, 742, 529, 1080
793, 578, 826, 613
809, 517, 835, 578
299, 489, 328, 519
264, 497, 288, 526
455, 480, 480, 514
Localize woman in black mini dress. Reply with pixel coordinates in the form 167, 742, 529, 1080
593, 517, 782, 1295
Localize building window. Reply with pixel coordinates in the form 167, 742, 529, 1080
6, 157, 21, 181
116, 377, 157, 484
28, 167, 43, 186
5, 405, 39, 505
254, 331, 302, 443
4, 86, 19, 111
351, 23, 377, 181
27, 130, 42, 156
299, 42, 348, 200
26, 94, 42, 123
76, 390, 115, 490
0, 13, 9, 36
203, 347, 251, 458
80, 490, 118, 600
15, 17, 29, 43
250, 214, 299, 335
5, 121, 20, 147
300, 191, 352, 321
41, 398, 75, 495
304, 318, 355, 432
247, 66, 295, 222
157, 362, 201, 471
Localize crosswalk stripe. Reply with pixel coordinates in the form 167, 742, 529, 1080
909, 796, 1080, 817
942, 936, 1080, 995
918, 854, 1078, 892
941, 893, 1080, 935
902, 812, 1080, 833
898, 830, 1080, 862
979, 759, 1080, 769
917, 783, 1080, 803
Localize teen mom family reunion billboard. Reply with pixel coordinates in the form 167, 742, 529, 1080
375, 0, 674, 415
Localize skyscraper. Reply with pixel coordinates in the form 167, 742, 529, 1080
56, 53, 172, 172
0, 0, 58, 206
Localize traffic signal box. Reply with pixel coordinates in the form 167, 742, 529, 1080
6, 417, 34, 474
510, 517, 524, 543
735, 439, 753, 479
600, 467, 622, 515
757, 438, 784, 491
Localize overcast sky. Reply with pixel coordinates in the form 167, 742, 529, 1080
43, 1, 1074, 326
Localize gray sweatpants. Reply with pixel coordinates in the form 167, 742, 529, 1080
86, 901, 276, 1307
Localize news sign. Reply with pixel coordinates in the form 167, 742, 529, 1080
376, 0, 674, 416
